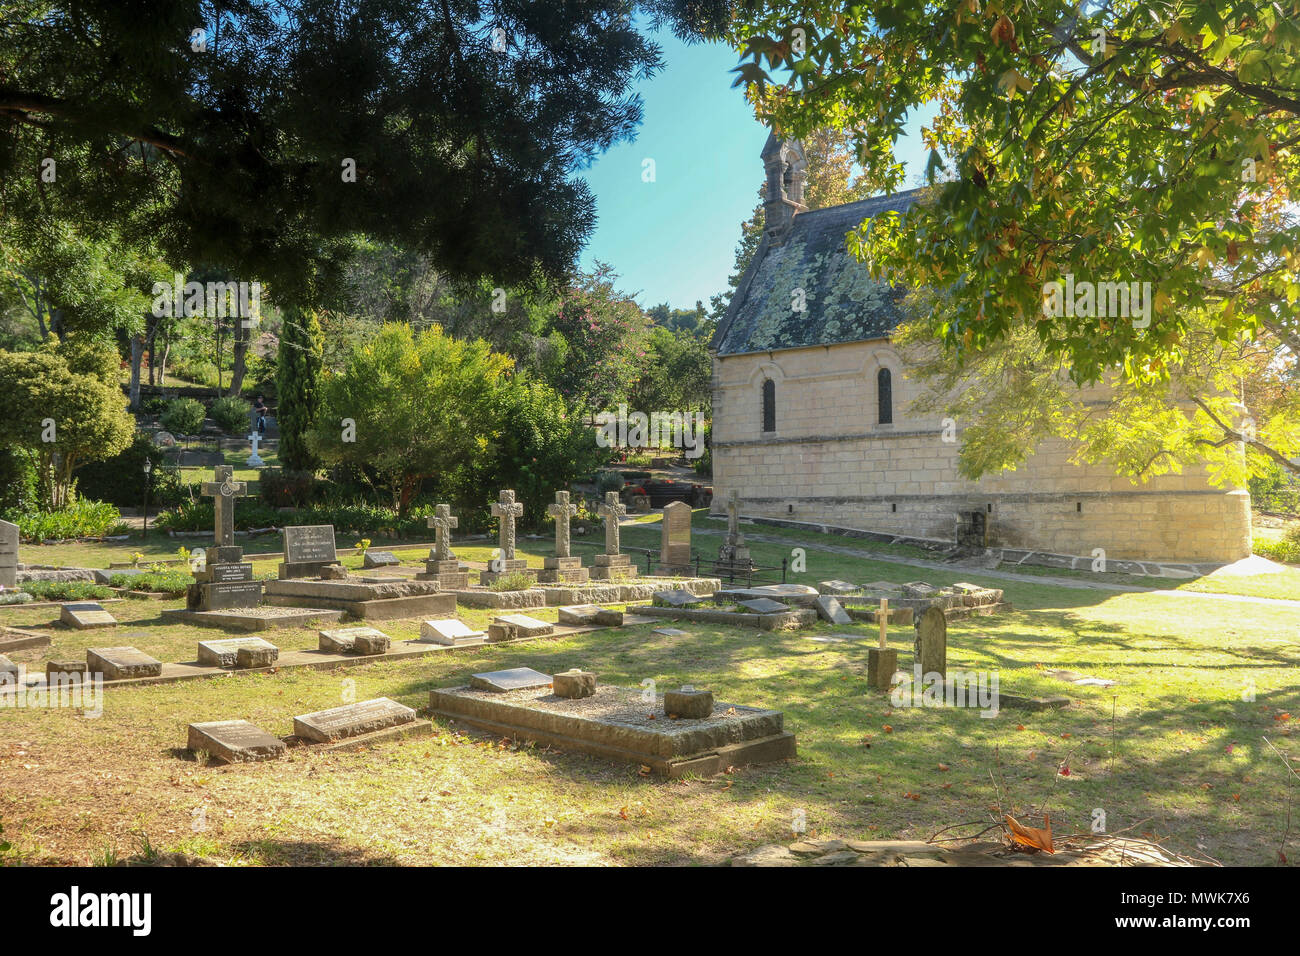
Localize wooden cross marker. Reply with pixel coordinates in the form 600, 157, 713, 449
200, 465, 248, 548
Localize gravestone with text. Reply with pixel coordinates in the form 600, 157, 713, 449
915, 605, 948, 679
188, 720, 286, 764
589, 491, 637, 581
419, 503, 470, 588
0, 519, 17, 589
279, 524, 342, 579
537, 491, 589, 584
187, 466, 264, 611
656, 500, 693, 575
87, 646, 163, 681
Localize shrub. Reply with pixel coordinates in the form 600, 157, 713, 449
74, 432, 188, 507
0, 591, 34, 605
1254, 526, 1300, 565
595, 470, 625, 495
14, 499, 128, 541
0, 448, 38, 515
488, 570, 536, 592
21, 580, 112, 601
109, 569, 193, 594
259, 468, 318, 508
208, 396, 252, 434
160, 397, 207, 435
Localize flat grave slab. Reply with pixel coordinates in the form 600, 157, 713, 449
715, 584, 821, 606
318, 626, 390, 654
818, 580, 860, 595
487, 613, 554, 642
429, 683, 796, 778
60, 602, 116, 629
188, 720, 287, 764
87, 646, 163, 681
653, 589, 708, 608
362, 550, 400, 568
652, 627, 688, 636
292, 697, 417, 743
162, 606, 345, 630
557, 604, 623, 627
263, 577, 455, 620
197, 636, 280, 668
418, 619, 486, 646
814, 595, 853, 625
469, 667, 554, 693
737, 598, 790, 614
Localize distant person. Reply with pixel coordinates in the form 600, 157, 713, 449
253, 394, 268, 435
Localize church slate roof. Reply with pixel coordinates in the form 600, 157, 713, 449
711, 188, 924, 356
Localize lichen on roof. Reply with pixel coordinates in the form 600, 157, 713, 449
712, 189, 923, 356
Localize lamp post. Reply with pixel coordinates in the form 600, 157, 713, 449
142, 458, 153, 539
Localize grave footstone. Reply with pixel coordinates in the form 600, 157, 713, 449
46, 660, 87, 682
738, 598, 789, 614
664, 686, 714, 719
188, 720, 287, 764
653, 589, 705, 608
915, 605, 948, 678
652, 627, 687, 636
279, 524, 342, 579
557, 604, 623, 627
553, 669, 596, 699
86, 646, 162, 681
351, 632, 390, 655
197, 637, 279, 668
814, 595, 853, 625
60, 602, 117, 629
656, 500, 693, 575
487, 613, 553, 643
469, 667, 553, 693
293, 697, 416, 743
362, 550, 399, 569
318, 626, 388, 654
418, 619, 486, 646
818, 579, 859, 595
236, 644, 278, 669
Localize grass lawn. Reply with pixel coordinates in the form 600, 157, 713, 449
1, 516, 1297, 867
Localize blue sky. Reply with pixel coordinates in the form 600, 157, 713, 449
577, 32, 934, 311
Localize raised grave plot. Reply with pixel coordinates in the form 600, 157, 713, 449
263, 577, 454, 620
428, 683, 796, 778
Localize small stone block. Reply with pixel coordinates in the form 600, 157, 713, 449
46, 660, 87, 682
86, 646, 162, 681
664, 687, 714, 719
487, 613, 553, 643
320, 564, 349, 580
351, 633, 391, 655
197, 637, 279, 667
235, 645, 278, 669
60, 602, 116, 629
318, 625, 387, 654
552, 669, 597, 699
867, 647, 899, 691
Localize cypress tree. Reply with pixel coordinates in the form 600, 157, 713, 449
276, 308, 323, 473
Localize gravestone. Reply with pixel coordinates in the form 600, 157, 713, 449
186, 466, 264, 611
317, 626, 389, 654
236, 644, 278, 668
553, 669, 596, 699
293, 697, 417, 743
537, 491, 589, 584
46, 660, 87, 682
714, 490, 752, 572
819, 579, 859, 595
188, 720, 286, 764
479, 490, 537, 586
915, 605, 948, 678
419, 503, 470, 588
589, 491, 637, 581
279, 524, 341, 579
60, 602, 117, 629
487, 613, 554, 642
86, 646, 162, 681
469, 667, 553, 693
557, 604, 623, 627
814, 595, 853, 625
197, 636, 279, 667
653, 589, 706, 608
738, 598, 789, 614
0, 519, 17, 589
362, 550, 400, 569
0, 653, 18, 684
664, 686, 714, 719
656, 500, 693, 575
246, 431, 265, 467
867, 597, 900, 691
418, 618, 486, 646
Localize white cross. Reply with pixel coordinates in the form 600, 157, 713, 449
246, 431, 265, 467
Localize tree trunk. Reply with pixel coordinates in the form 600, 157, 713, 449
227, 317, 250, 396
128, 334, 145, 410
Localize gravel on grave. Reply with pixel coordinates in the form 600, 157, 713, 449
450, 683, 755, 730
188, 606, 325, 618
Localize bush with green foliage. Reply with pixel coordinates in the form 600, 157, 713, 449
0, 591, 34, 605
277, 307, 324, 472
208, 396, 252, 434
160, 397, 207, 435
488, 570, 537, 592
14, 499, 128, 541
0, 449, 38, 516
1254, 526, 1300, 565
108, 569, 193, 594
74, 432, 188, 507
259, 468, 318, 508
21, 580, 112, 601
595, 470, 625, 495
1249, 464, 1300, 516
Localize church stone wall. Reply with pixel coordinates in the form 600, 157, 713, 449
710, 340, 1252, 563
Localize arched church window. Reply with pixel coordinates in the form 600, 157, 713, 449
761, 378, 776, 433
877, 368, 893, 424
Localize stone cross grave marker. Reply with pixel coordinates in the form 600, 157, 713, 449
0, 518, 17, 589
491, 490, 524, 562
428, 503, 458, 561
726, 489, 744, 547
201, 465, 248, 548
246, 431, 265, 467
547, 491, 578, 559
598, 490, 627, 556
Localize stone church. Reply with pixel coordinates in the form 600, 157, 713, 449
708, 135, 1251, 563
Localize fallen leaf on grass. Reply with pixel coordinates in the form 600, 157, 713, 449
1005, 814, 1054, 853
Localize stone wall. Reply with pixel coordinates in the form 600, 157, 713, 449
710, 339, 1252, 563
